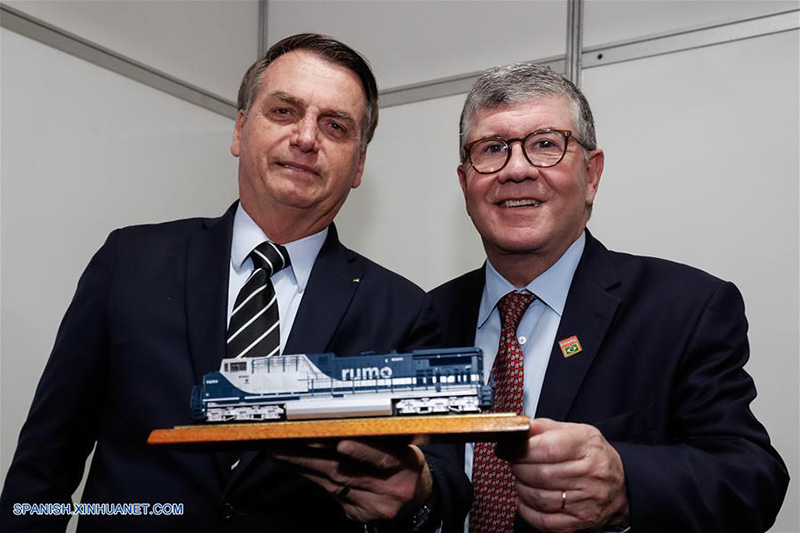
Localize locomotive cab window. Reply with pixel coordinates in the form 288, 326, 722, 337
230, 362, 247, 372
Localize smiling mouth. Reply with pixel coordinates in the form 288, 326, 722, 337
500, 199, 542, 208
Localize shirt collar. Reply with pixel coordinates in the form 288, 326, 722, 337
231, 203, 327, 292
478, 231, 586, 328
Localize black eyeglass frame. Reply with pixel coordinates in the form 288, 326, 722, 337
463, 128, 591, 174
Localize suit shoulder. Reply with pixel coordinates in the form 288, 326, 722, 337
345, 249, 425, 298
610, 247, 726, 282
429, 268, 484, 300
602, 246, 736, 306
114, 215, 216, 239
103, 212, 226, 252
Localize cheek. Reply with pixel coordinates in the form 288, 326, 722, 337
464, 177, 490, 203
463, 185, 484, 216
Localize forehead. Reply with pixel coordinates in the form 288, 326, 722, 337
256, 50, 367, 120
469, 96, 574, 140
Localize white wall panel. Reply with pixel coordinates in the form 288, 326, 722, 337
267, 0, 568, 90
337, 93, 485, 290
4, 0, 258, 100
584, 0, 798, 46
0, 28, 239, 481
583, 31, 799, 532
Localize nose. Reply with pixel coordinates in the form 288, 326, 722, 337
498, 141, 538, 183
291, 116, 319, 153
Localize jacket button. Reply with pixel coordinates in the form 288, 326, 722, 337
220, 502, 234, 521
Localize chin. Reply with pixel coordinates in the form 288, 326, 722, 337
269, 185, 319, 207
497, 243, 545, 255
486, 234, 546, 255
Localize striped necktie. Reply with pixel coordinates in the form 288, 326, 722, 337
227, 241, 291, 359
470, 291, 534, 533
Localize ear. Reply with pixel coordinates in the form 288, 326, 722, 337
230, 110, 245, 157
584, 148, 604, 206
351, 149, 367, 189
457, 164, 470, 213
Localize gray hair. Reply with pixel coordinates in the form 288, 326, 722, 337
459, 63, 597, 162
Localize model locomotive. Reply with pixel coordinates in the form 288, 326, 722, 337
191, 347, 492, 422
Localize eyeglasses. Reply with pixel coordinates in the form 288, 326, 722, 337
463, 128, 590, 174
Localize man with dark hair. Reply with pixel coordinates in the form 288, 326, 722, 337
1, 33, 469, 532
428, 62, 788, 532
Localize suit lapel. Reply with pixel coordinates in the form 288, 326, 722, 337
284, 224, 361, 354
185, 203, 236, 385
535, 232, 621, 421
443, 267, 485, 347
184, 203, 237, 488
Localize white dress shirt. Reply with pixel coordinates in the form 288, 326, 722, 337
227, 203, 327, 354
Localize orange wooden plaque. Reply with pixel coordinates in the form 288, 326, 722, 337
148, 413, 530, 449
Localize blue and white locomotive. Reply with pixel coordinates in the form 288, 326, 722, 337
191, 347, 492, 422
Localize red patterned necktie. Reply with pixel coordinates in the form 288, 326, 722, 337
470, 291, 534, 533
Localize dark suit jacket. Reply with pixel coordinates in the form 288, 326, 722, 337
1, 202, 470, 532
427, 231, 788, 533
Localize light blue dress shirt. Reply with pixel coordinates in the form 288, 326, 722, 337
464, 232, 585, 532
227, 203, 327, 354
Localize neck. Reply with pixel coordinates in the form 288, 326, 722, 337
240, 198, 335, 244
486, 231, 584, 288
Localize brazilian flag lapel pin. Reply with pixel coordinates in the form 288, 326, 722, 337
558, 335, 583, 358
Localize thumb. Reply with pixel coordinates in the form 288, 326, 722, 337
529, 417, 561, 436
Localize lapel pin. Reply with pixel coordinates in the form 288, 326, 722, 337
559, 335, 583, 358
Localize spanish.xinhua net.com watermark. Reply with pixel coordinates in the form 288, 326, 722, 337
13, 502, 184, 516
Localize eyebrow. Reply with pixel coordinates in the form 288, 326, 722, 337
268, 91, 356, 125
478, 127, 562, 140
269, 91, 304, 108
324, 109, 356, 123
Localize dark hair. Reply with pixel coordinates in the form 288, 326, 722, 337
237, 33, 379, 147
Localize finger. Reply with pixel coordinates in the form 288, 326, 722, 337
517, 496, 581, 533
294, 468, 342, 495
528, 417, 562, 436
510, 458, 588, 490
304, 441, 339, 451
298, 463, 414, 523
515, 483, 574, 515
273, 452, 364, 488
517, 423, 593, 464
336, 440, 418, 472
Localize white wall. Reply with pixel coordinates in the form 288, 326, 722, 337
583, 0, 798, 46
268, 0, 568, 89
4, 0, 258, 100
0, 19, 239, 527
337, 93, 486, 289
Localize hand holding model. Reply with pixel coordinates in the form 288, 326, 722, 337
499, 418, 629, 532
275, 440, 432, 523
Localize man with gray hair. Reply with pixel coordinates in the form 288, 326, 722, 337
427, 63, 788, 532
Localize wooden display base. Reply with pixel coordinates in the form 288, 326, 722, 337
148, 413, 531, 450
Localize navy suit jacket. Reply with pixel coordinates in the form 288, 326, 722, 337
1, 203, 470, 532
427, 231, 788, 532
